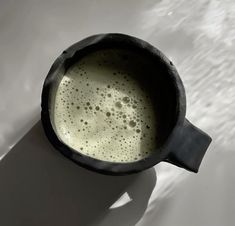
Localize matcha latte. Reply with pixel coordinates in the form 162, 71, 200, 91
52, 49, 159, 163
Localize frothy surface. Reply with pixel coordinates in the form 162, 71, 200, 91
53, 49, 159, 162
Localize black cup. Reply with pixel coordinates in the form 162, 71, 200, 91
41, 33, 212, 175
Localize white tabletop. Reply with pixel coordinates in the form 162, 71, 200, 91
0, 1, 234, 225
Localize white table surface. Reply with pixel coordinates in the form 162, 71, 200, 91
0, 1, 234, 225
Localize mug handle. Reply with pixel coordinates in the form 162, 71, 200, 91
165, 119, 212, 173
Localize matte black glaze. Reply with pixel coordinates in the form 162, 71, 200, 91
41, 33, 212, 175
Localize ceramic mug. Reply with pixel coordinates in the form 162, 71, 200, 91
41, 33, 212, 175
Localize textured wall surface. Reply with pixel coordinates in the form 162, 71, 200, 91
0, 1, 234, 225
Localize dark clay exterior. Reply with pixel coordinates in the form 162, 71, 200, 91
41, 33, 212, 175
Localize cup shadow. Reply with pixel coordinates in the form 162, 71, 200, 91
0, 121, 156, 226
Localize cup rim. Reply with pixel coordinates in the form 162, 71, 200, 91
41, 33, 186, 175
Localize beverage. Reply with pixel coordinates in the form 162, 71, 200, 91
53, 49, 159, 163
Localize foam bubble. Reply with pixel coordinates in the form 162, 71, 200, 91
106, 112, 111, 117
115, 102, 122, 109
129, 120, 136, 127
